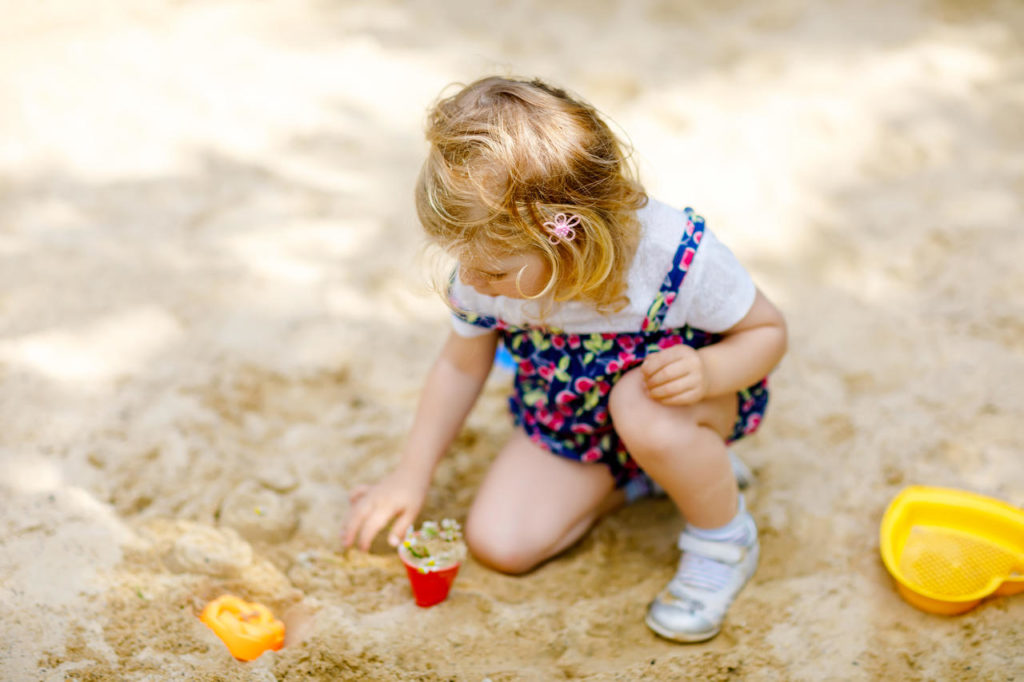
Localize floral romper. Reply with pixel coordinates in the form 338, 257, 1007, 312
453, 208, 769, 489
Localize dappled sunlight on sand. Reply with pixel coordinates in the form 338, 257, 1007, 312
0, 306, 181, 388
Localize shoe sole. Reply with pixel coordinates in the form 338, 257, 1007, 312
644, 611, 720, 643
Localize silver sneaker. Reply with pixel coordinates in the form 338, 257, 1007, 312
645, 510, 759, 643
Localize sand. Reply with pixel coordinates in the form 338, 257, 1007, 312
2, 0, 1023, 679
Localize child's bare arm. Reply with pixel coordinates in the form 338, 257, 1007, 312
343, 329, 499, 551
643, 289, 787, 405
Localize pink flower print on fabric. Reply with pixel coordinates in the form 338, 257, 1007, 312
543, 213, 580, 245
536, 406, 565, 431
574, 377, 596, 393
581, 446, 603, 463
555, 390, 576, 416
605, 351, 637, 374
744, 414, 762, 434
538, 363, 557, 381
658, 334, 684, 350
679, 247, 696, 269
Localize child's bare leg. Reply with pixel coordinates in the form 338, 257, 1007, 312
607, 369, 738, 527
609, 367, 759, 643
465, 429, 624, 574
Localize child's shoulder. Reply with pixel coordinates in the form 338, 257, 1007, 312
636, 196, 686, 225
635, 198, 696, 245
631, 197, 692, 266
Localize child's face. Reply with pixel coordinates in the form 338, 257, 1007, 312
458, 249, 551, 299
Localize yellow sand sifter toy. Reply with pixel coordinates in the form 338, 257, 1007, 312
880, 486, 1024, 614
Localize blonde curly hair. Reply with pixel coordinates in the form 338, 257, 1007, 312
415, 76, 647, 311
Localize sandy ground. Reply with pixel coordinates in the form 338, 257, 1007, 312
2, 0, 1024, 679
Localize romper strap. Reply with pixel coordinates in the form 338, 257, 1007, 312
642, 207, 706, 333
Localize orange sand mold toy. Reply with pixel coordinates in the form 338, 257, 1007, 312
880, 485, 1024, 615
200, 595, 285, 661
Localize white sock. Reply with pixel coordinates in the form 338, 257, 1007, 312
684, 495, 755, 547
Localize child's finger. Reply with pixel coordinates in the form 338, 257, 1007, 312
348, 485, 370, 505
389, 509, 418, 547
641, 348, 675, 377
645, 360, 688, 389
655, 385, 703, 406
643, 345, 697, 380
342, 499, 372, 548
647, 376, 694, 400
343, 489, 382, 547
358, 506, 397, 552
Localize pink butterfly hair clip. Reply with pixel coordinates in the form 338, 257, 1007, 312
543, 213, 580, 245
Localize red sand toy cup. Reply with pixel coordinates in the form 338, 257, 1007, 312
399, 550, 462, 607
397, 520, 466, 607
200, 594, 285, 661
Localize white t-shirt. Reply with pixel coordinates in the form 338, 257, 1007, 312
450, 198, 755, 336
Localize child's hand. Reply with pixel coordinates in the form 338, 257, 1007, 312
342, 468, 429, 552
641, 344, 709, 406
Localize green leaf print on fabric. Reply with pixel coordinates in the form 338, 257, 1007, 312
580, 387, 602, 413
647, 296, 665, 321
522, 389, 547, 407
554, 355, 571, 382
583, 334, 613, 355
528, 329, 551, 351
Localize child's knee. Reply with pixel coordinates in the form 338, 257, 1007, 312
609, 370, 702, 456
608, 369, 648, 430
465, 511, 541, 575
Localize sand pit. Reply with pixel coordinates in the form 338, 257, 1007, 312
2, 0, 1023, 679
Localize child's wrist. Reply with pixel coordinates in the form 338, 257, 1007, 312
695, 348, 717, 397
395, 451, 440, 482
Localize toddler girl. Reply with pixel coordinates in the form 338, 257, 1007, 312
344, 76, 787, 642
